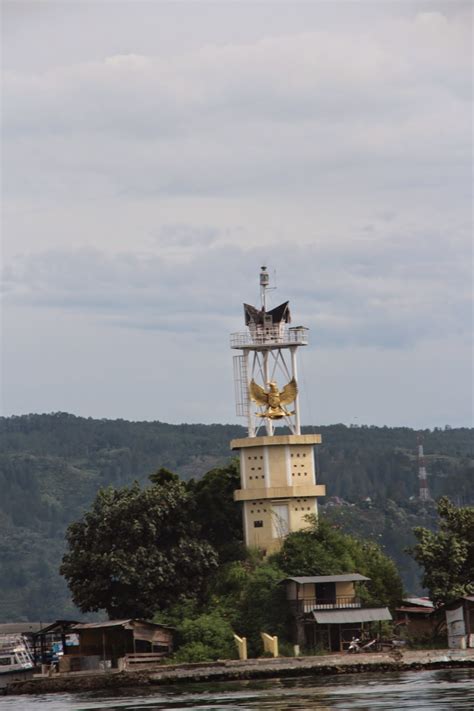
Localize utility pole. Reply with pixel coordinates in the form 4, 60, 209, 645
417, 434, 430, 502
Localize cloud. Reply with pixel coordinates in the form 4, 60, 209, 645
2, 10, 471, 202
3, 220, 471, 350
1, 2, 472, 425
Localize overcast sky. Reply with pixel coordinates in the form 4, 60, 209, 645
1, 1, 472, 429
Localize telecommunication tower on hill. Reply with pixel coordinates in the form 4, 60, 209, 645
230, 267, 325, 553
417, 434, 431, 502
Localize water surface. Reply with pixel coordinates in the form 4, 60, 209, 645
1, 669, 473, 710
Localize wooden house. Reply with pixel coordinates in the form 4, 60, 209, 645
283, 574, 392, 652
66, 619, 174, 670
394, 597, 438, 640
31, 619, 174, 672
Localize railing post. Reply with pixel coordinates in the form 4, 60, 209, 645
234, 634, 247, 661
261, 633, 278, 658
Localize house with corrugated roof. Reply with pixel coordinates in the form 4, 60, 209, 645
31, 619, 174, 672
443, 596, 474, 649
394, 597, 440, 640
282, 573, 392, 652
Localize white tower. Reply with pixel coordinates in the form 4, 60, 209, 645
230, 267, 325, 554
417, 435, 430, 502
231, 266, 308, 438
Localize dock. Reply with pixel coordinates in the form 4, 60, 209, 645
3, 648, 474, 696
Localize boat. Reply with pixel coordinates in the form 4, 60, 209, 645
0, 635, 34, 684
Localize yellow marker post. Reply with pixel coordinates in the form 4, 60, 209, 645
233, 634, 247, 660
261, 632, 278, 657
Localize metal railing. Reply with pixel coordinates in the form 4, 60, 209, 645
230, 327, 309, 349
289, 596, 362, 614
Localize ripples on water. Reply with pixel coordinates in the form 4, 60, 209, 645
1, 669, 473, 710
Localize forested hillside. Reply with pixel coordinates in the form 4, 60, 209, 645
0, 413, 472, 621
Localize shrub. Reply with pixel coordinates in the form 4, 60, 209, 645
176, 612, 236, 661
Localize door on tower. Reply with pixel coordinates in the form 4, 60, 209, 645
271, 504, 289, 539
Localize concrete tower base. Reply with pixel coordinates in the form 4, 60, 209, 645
232, 434, 326, 554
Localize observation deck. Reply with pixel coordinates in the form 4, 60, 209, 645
230, 326, 309, 350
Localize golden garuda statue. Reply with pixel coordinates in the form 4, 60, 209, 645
249, 378, 298, 419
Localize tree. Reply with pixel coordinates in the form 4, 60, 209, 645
187, 461, 244, 563
174, 612, 236, 662
187, 552, 288, 657
60, 478, 218, 619
272, 516, 403, 610
149, 467, 180, 486
410, 497, 474, 606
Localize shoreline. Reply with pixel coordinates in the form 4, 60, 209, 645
3, 648, 473, 696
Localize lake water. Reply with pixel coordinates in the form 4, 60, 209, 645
1, 669, 473, 710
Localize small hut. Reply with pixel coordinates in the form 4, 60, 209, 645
444, 596, 474, 649
65, 619, 174, 670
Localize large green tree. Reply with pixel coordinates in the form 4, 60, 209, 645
187, 461, 244, 563
272, 516, 403, 610
60, 478, 218, 619
410, 497, 474, 606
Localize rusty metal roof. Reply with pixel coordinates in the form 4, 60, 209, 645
73, 619, 134, 630
312, 607, 392, 624
402, 597, 434, 608
284, 574, 370, 585
396, 606, 434, 615
72, 619, 173, 631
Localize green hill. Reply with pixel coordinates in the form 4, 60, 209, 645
0, 413, 472, 621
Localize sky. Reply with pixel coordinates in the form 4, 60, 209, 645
1, 0, 472, 429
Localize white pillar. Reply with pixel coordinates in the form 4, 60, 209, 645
290, 347, 301, 435
244, 351, 255, 438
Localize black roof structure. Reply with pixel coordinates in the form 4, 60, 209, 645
244, 301, 291, 326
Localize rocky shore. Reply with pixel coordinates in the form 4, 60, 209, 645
4, 648, 473, 696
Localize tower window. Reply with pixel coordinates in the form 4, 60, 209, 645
254, 520, 263, 528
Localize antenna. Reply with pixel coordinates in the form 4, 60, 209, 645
260, 266, 269, 310
259, 265, 277, 311
417, 434, 431, 502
